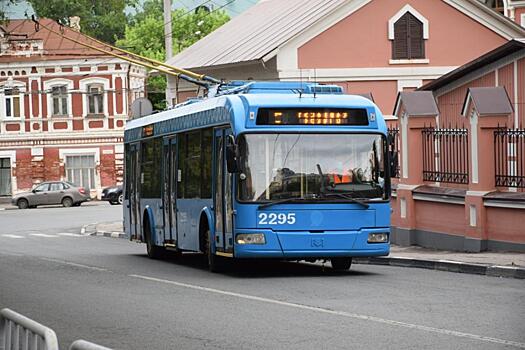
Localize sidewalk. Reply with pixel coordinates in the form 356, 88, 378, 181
84, 220, 525, 279
0, 200, 109, 210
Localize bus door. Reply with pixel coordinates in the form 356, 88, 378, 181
213, 128, 234, 254
128, 143, 141, 240
162, 137, 177, 244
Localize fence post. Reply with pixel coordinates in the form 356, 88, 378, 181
463, 97, 511, 251
394, 108, 437, 246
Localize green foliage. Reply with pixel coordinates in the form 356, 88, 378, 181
117, 1, 230, 110
28, 0, 137, 44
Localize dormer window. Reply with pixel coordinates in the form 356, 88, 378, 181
392, 12, 424, 60
388, 5, 429, 63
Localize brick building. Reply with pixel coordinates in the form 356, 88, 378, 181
0, 19, 147, 198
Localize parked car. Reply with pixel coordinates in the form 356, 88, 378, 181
11, 181, 90, 209
101, 185, 123, 205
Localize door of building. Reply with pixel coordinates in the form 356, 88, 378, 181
0, 158, 11, 196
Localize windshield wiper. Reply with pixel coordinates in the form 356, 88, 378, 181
258, 197, 304, 209
319, 191, 370, 209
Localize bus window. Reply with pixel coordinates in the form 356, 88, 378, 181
177, 133, 187, 199
201, 129, 213, 198
186, 131, 201, 198
141, 138, 162, 198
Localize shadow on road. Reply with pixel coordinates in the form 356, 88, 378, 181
131, 251, 381, 278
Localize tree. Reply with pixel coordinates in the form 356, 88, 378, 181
116, 1, 229, 110
28, 0, 137, 44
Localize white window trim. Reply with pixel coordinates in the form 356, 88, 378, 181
79, 78, 110, 117
388, 4, 429, 40
521, 13, 525, 27
59, 148, 101, 193
0, 80, 26, 119
397, 79, 423, 92
43, 78, 74, 118
389, 59, 430, 65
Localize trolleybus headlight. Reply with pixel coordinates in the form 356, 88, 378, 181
367, 232, 389, 243
236, 233, 266, 245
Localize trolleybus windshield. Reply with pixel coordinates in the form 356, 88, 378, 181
238, 133, 387, 203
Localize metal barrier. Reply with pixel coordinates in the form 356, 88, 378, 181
69, 340, 111, 350
495, 127, 525, 188
0, 308, 59, 350
1, 309, 112, 350
422, 126, 469, 184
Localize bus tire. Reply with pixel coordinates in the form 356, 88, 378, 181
144, 216, 165, 259
330, 257, 352, 271
205, 229, 226, 273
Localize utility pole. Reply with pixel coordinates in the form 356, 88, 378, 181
164, 0, 173, 106
163, 0, 173, 59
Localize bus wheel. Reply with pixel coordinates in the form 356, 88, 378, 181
205, 229, 225, 273
330, 258, 352, 271
145, 219, 165, 259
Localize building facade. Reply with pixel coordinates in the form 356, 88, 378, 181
166, 0, 525, 114
388, 40, 525, 252
0, 19, 147, 197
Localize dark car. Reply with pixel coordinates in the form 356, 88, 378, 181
11, 181, 91, 209
101, 185, 123, 205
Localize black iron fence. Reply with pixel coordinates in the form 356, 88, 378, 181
422, 126, 469, 184
494, 127, 525, 188
387, 127, 400, 178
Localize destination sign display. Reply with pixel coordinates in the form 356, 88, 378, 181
256, 108, 369, 126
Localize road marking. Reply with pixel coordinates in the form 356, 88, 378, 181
30, 234, 60, 238
56, 232, 83, 237
1, 234, 24, 239
40, 257, 108, 272
130, 274, 525, 349
0, 251, 24, 256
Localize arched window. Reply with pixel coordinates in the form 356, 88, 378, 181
392, 12, 425, 60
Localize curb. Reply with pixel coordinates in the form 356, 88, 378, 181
80, 223, 126, 239
92, 231, 126, 239
353, 256, 525, 279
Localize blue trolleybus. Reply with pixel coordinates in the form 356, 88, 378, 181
123, 81, 392, 271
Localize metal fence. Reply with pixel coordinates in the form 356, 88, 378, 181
495, 127, 525, 188
422, 126, 469, 184
1, 309, 111, 350
0, 308, 58, 350
387, 127, 400, 178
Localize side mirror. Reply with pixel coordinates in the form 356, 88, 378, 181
226, 135, 238, 173
32, 189, 36, 193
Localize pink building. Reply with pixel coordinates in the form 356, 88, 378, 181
390, 39, 525, 252
166, 0, 525, 115
0, 19, 147, 197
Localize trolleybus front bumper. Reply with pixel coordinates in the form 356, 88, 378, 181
233, 228, 390, 259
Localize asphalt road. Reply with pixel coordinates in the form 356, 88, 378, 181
1, 204, 524, 350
